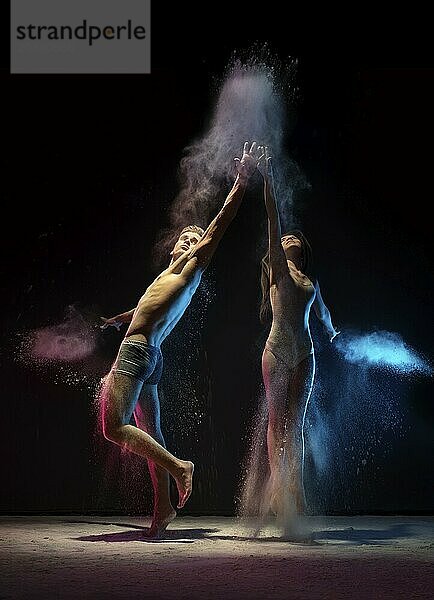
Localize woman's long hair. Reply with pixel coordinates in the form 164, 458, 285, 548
259, 229, 313, 324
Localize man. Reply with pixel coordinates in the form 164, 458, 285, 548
100, 141, 262, 537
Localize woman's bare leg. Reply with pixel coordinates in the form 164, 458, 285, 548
101, 372, 193, 509
134, 384, 176, 537
284, 354, 315, 514
262, 349, 315, 518
262, 348, 290, 514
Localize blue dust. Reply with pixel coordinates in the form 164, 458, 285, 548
334, 330, 432, 376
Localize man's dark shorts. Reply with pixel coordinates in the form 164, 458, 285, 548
112, 339, 163, 385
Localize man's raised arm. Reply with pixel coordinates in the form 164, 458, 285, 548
186, 141, 262, 270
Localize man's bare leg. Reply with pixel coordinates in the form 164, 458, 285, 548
102, 373, 194, 510
145, 460, 176, 537
135, 384, 176, 537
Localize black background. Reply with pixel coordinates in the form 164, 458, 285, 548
1, 5, 433, 515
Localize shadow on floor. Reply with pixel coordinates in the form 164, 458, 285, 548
312, 523, 433, 546
71, 521, 220, 544
69, 519, 433, 546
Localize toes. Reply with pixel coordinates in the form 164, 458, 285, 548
177, 487, 191, 509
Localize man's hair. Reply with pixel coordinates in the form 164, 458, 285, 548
179, 225, 205, 238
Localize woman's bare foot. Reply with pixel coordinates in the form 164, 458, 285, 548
144, 507, 177, 539
268, 477, 284, 516
270, 488, 283, 516
175, 460, 194, 509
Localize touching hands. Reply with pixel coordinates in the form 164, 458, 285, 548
234, 141, 264, 181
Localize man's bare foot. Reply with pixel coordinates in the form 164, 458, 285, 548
175, 460, 194, 509
143, 507, 177, 539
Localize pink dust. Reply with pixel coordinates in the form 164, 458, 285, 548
28, 306, 97, 363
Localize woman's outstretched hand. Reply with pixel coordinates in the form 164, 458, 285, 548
329, 329, 341, 343
257, 145, 273, 181
234, 141, 264, 181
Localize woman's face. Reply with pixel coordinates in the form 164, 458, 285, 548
281, 234, 302, 252
281, 234, 303, 265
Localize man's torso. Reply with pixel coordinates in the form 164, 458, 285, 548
125, 255, 202, 346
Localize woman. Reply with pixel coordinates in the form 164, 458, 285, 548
258, 147, 339, 521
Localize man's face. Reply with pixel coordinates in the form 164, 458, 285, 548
171, 230, 202, 260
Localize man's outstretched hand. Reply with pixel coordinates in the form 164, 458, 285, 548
234, 141, 264, 180
100, 317, 122, 331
